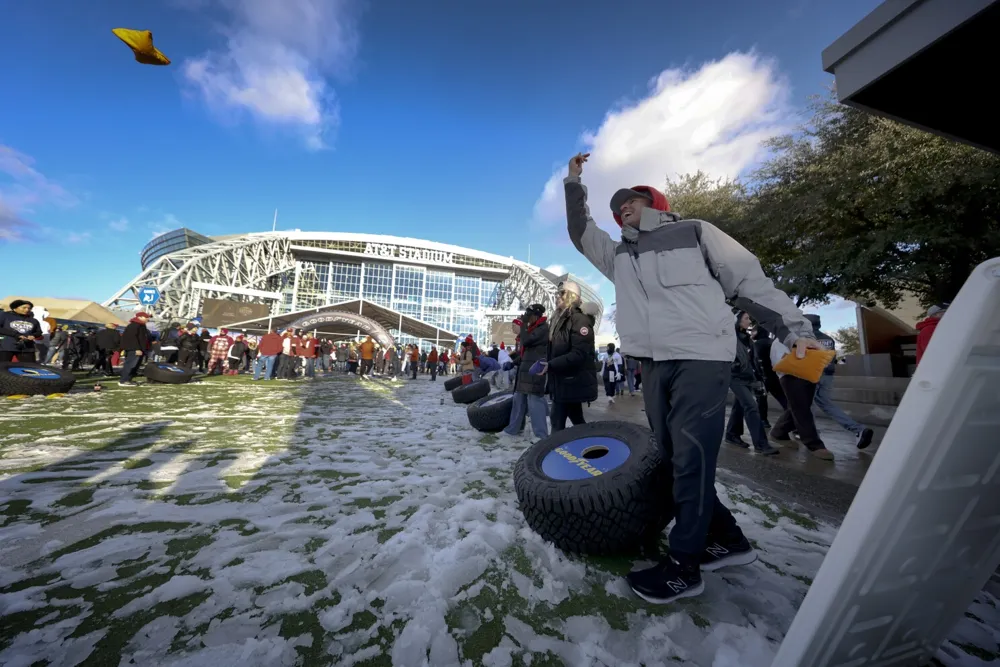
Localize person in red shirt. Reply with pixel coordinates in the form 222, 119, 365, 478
254, 330, 283, 380
916, 303, 949, 365
300, 332, 319, 378
439, 348, 449, 376
427, 346, 439, 381
409, 345, 420, 380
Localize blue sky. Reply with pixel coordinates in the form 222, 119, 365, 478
0, 0, 879, 335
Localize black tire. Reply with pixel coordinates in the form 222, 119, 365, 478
143, 362, 196, 385
467, 391, 514, 432
0, 362, 77, 396
452, 378, 490, 404
443, 376, 463, 391
513, 421, 672, 556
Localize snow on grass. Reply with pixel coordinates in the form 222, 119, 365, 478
1, 374, 998, 666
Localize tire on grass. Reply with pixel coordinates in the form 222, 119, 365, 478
452, 378, 490, 405
443, 375, 464, 391
0, 362, 77, 396
143, 362, 196, 385
513, 421, 672, 556
467, 390, 513, 432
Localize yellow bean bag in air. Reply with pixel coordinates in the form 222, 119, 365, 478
773, 348, 836, 384
112, 28, 171, 66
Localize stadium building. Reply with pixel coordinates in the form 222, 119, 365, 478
105, 230, 604, 350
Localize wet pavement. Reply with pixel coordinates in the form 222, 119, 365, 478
582, 391, 880, 524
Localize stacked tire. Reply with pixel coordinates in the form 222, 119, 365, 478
443, 375, 464, 391
0, 362, 76, 396
467, 391, 514, 432
143, 362, 196, 385
513, 421, 673, 556
451, 378, 490, 404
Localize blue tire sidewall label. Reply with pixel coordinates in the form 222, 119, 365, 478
480, 394, 512, 408
8, 367, 62, 380
156, 364, 185, 373
541, 436, 631, 481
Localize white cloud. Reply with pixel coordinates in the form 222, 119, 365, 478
108, 217, 129, 232
147, 212, 183, 238
543, 264, 566, 276
534, 52, 790, 232
182, 0, 360, 150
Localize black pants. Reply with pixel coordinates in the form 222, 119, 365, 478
120, 351, 143, 383
411, 362, 418, 379
773, 375, 825, 451
90, 349, 114, 375
726, 380, 769, 450
178, 349, 199, 370
603, 378, 617, 397
550, 401, 585, 432
641, 359, 742, 566
430, 363, 437, 380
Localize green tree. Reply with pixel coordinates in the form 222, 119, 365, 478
832, 325, 861, 356
662, 171, 751, 234
745, 95, 1000, 309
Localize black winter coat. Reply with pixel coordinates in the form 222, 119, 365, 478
0, 311, 42, 352
95, 328, 122, 351
179, 332, 201, 352
513, 318, 549, 396
121, 322, 150, 352
546, 307, 597, 404
731, 326, 758, 384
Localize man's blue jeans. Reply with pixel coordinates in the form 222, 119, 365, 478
304, 357, 316, 378
504, 391, 549, 439
726, 380, 769, 450
254, 354, 276, 380
813, 373, 861, 435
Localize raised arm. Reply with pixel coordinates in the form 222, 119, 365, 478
564, 153, 617, 281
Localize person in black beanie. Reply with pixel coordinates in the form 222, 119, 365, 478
0, 300, 43, 363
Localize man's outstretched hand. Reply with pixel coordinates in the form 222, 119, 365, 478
568, 152, 590, 178
792, 337, 823, 359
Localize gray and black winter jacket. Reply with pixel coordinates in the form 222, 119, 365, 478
565, 176, 813, 362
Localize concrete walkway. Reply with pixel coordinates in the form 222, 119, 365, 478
581, 391, 880, 523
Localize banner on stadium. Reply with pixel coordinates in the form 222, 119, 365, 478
201, 298, 270, 328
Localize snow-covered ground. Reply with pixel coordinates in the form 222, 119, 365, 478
0, 374, 997, 666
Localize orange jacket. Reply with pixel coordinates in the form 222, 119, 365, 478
409, 348, 419, 362
428, 350, 438, 363
359, 340, 375, 360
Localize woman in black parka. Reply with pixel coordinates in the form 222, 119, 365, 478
544, 281, 597, 431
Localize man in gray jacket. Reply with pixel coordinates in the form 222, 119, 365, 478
564, 152, 820, 604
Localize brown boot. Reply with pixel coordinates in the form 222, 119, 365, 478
811, 448, 835, 461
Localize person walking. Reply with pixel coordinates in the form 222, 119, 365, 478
602, 343, 624, 405
724, 312, 779, 455
769, 337, 835, 461
427, 346, 439, 381
119, 312, 151, 386
91, 323, 121, 376
564, 151, 819, 603
805, 314, 874, 449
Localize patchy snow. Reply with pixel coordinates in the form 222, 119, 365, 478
1, 375, 997, 666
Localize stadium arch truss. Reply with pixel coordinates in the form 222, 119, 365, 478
103, 233, 582, 332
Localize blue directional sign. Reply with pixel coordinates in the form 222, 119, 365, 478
137, 286, 161, 306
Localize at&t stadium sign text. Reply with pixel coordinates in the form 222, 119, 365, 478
362, 243, 455, 265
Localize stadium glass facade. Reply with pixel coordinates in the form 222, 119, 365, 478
268, 256, 503, 348
141, 228, 213, 270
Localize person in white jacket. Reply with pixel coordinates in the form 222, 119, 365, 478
602, 343, 623, 404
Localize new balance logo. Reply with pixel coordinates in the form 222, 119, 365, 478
705, 544, 729, 558
666, 578, 688, 593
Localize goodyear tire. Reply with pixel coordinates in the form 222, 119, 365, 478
0, 362, 77, 396
467, 390, 513, 432
143, 362, 196, 385
443, 375, 463, 391
452, 378, 490, 405
513, 421, 672, 556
